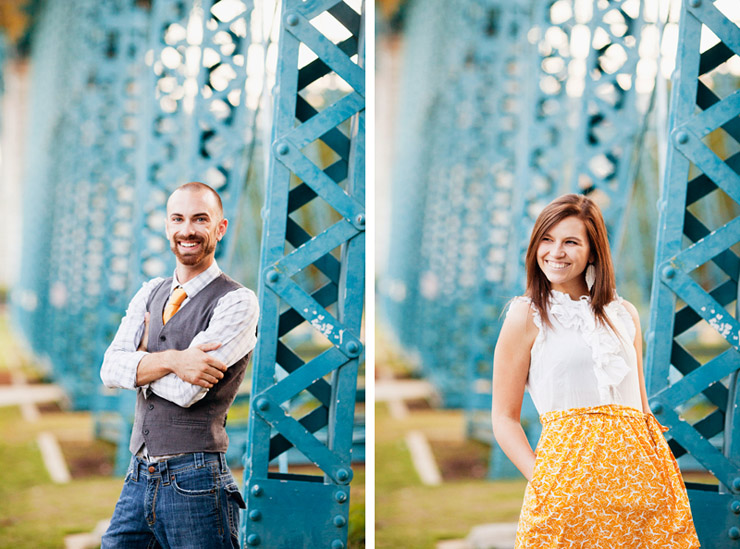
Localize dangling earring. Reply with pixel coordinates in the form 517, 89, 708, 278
585, 263, 596, 291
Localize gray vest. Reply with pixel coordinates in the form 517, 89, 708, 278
129, 273, 253, 456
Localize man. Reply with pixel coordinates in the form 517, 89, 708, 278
100, 182, 258, 548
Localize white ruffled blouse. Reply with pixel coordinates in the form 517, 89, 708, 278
513, 290, 642, 415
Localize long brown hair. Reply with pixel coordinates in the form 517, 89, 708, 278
524, 193, 617, 330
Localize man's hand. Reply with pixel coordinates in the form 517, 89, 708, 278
166, 343, 227, 388
137, 312, 150, 352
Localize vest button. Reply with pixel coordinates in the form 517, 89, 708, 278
148, 404, 154, 410
148, 466, 156, 473
144, 429, 149, 435
160, 335, 166, 341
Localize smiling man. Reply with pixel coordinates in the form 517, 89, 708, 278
100, 182, 258, 548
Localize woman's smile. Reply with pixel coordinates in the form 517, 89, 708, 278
536, 215, 592, 297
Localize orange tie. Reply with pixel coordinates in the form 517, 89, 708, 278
163, 287, 187, 324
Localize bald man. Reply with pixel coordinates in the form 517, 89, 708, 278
101, 182, 258, 548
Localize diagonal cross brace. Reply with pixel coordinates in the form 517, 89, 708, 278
283, 10, 364, 95
264, 268, 363, 356
660, 267, 740, 350
252, 393, 352, 485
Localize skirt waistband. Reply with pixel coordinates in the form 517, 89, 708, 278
540, 404, 648, 425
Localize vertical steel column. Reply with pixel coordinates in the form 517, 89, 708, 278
242, 1, 364, 546
570, 0, 643, 252
395, 0, 529, 406
380, 0, 449, 353
131, 0, 254, 287
12, 0, 77, 365
14, 0, 106, 407
506, 0, 578, 291
45, 0, 135, 410
414, 0, 497, 404
645, 1, 740, 546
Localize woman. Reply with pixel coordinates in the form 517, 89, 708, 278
492, 194, 699, 548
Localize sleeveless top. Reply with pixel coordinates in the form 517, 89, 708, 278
511, 290, 642, 415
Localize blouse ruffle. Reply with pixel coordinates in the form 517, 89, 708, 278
519, 291, 635, 403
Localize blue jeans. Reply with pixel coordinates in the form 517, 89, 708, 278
102, 453, 245, 548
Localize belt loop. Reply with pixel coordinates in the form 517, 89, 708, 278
194, 452, 205, 469
161, 459, 171, 485
219, 453, 228, 472
131, 457, 140, 482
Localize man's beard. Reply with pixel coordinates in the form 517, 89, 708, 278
170, 235, 217, 266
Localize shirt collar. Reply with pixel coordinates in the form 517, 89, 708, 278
170, 260, 221, 300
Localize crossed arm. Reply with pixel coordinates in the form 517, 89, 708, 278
100, 279, 259, 407
133, 311, 227, 388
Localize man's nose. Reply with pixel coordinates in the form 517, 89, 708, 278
180, 219, 195, 234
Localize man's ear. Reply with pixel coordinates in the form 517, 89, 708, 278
217, 218, 228, 241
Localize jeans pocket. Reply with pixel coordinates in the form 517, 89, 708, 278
224, 483, 246, 509
171, 465, 218, 496
224, 483, 245, 547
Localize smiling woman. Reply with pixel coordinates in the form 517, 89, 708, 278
491, 194, 699, 548
535, 216, 592, 297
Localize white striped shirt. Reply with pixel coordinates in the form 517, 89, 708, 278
100, 261, 259, 408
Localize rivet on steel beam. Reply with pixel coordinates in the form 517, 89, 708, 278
335, 490, 347, 503
731, 500, 740, 514
331, 540, 345, 549
733, 478, 740, 492
661, 265, 675, 280
333, 515, 347, 527
650, 402, 663, 415
275, 142, 290, 155
729, 527, 740, 540
256, 398, 270, 411
266, 269, 279, 284
336, 468, 351, 482
688, 0, 701, 7
247, 534, 261, 546
285, 13, 299, 26
355, 213, 365, 228
251, 484, 263, 497
674, 131, 689, 145
345, 341, 361, 357
249, 510, 262, 521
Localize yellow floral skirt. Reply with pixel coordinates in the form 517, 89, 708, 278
515, 405, 700, 548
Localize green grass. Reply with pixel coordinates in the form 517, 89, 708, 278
375, 402, 527, 549
0, 407, 123, 548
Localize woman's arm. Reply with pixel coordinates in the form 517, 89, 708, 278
622, 300, 650, 414
491, 299, 539, 481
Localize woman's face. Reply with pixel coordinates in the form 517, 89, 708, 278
536, 216, 592, 295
